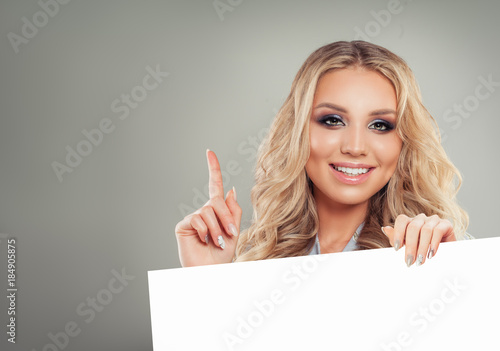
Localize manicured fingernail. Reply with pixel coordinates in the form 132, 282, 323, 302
233, 186, 237, 201
406, 255, 413, 267
428, 249, 434, 259
218, 235, 225, 249
416, 254, 424, 266
204, 235, 209, 244
394, 240, 401, 251
228, 223, 238, 237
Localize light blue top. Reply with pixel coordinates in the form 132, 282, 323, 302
309, 222, 365, 255
308, 223, 474, 255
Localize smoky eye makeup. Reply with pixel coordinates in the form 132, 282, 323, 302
316, 115, 395, 132
316, 114, 345, 127
368, 119, 395, 131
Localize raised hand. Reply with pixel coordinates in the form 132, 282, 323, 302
382, 214, 456, 267
175, 149, 242, 267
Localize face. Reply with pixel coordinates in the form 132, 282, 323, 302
305, 67, 402, 208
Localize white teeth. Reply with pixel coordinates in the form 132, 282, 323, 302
333, 165, 369, 176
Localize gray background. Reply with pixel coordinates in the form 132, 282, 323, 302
0, 0, 499, 350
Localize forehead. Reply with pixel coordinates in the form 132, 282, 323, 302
313, 68, 397, 112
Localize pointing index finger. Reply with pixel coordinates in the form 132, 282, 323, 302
206, 149, 224, 199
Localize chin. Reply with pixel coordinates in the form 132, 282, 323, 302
327, 193, 371, 207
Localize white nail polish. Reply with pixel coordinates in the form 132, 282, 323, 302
394, 240, 401, 251
205, 235, 209, 244
428, 249, 434, 259
416, 254, 423, 266
218, 235, 225, 249
228, 223, 238, 237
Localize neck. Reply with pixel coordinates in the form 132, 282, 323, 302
314, 187, 368, 253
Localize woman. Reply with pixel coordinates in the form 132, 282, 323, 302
175, 40, 470, 268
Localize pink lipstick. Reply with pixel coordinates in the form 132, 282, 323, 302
330, 163, 374, 185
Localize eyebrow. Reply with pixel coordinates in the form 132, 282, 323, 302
314, 102, 397, 116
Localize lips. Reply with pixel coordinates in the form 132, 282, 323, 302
330, 163, 374, 185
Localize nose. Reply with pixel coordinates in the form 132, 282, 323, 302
340, 124, 367, 156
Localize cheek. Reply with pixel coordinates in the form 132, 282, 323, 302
308, 126, 338, 161
373, 135, 402, 170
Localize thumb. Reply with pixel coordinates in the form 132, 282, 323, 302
225, 187, 242, 233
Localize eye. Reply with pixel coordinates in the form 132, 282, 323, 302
318, 114, 345, 127
369, 120, 394, 132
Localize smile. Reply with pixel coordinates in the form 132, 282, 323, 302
332, 165, 370, 177
330, 164, 374, 185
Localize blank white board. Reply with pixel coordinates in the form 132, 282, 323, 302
148, 237, 500, 350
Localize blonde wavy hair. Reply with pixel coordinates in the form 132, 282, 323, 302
235, 41, 468, 262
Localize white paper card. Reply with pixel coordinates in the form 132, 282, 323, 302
148, 237, 500, 350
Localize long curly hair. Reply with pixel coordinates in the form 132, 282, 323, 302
235, 41, 469, 262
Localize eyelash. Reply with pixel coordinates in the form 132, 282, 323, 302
317, 114, 395, 132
